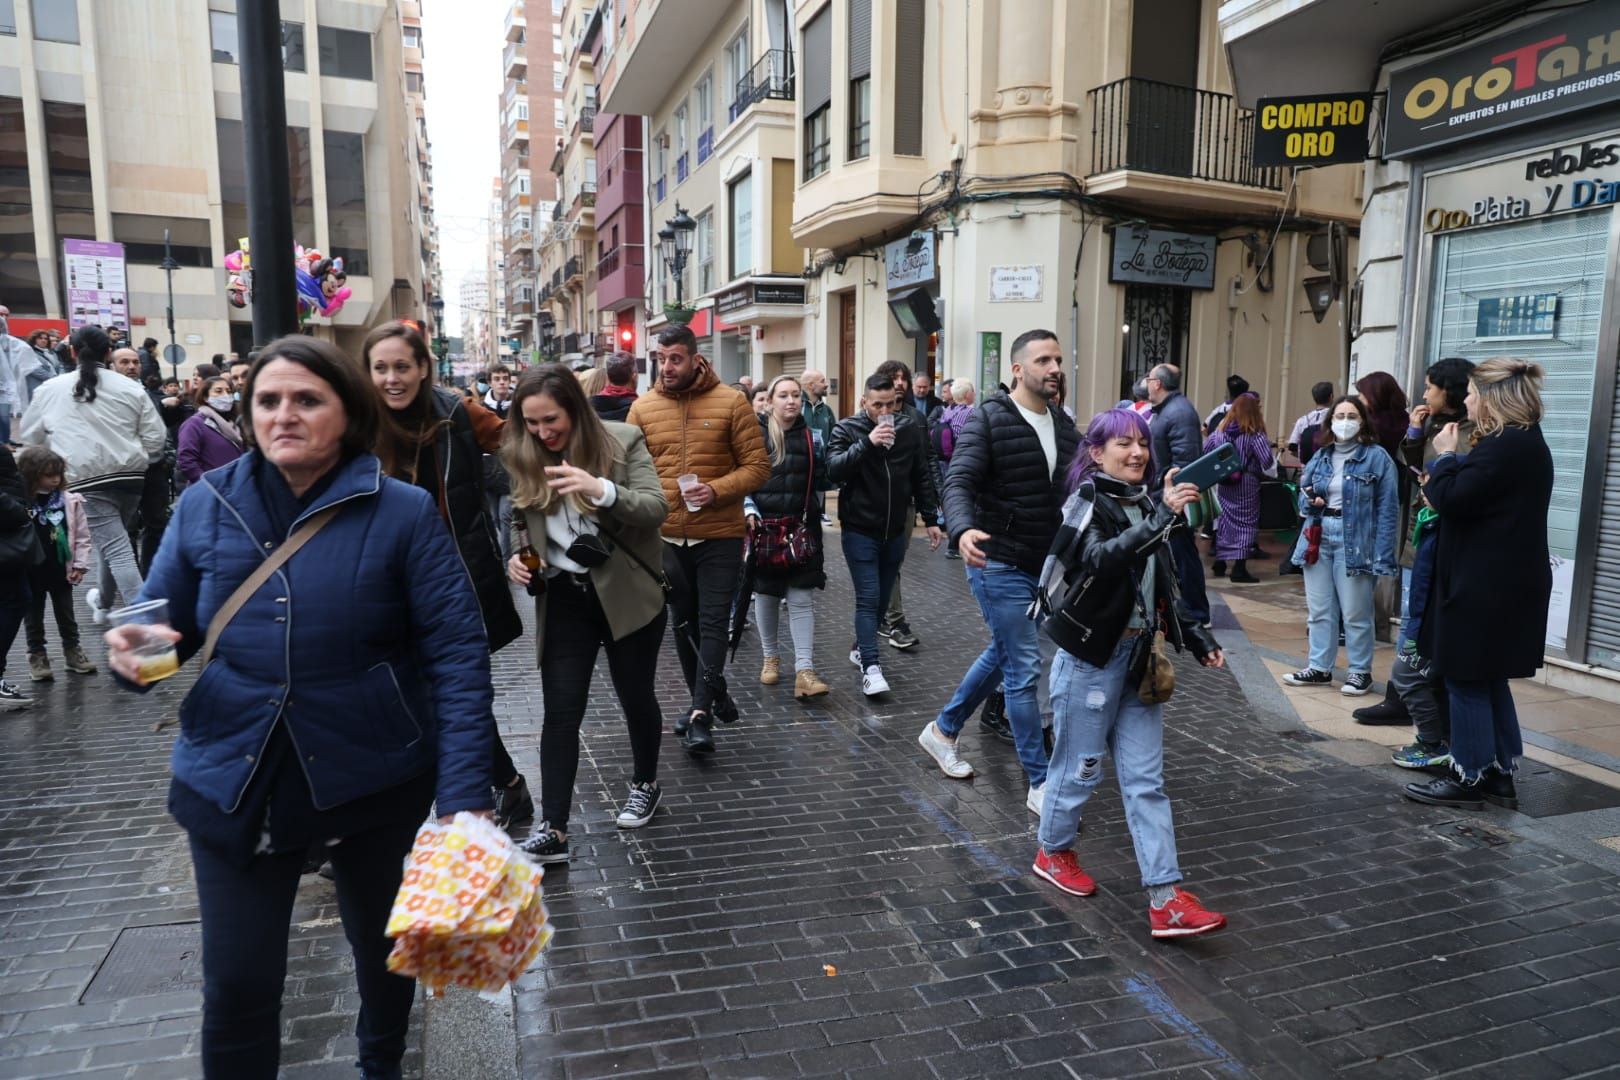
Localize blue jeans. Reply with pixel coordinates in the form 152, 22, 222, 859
841, 529, 907, 668
935, 561, 1048, 788
1168, 528, 1208, 625
1041, 640, 1180, 888
1302, 515, 1375, 674
1446, 678, 1521, 782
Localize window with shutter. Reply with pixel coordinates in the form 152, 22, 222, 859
802, 5, 832, 179
893, 0, 925, 155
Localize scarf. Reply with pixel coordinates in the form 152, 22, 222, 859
200, 404, 244, 447
1028, 475, 1154, 620
30, 490, 70, 564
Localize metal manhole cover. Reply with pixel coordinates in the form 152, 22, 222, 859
1513, 764, 1620, 819
81, 923, 204, 1003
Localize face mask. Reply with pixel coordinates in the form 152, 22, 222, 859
232, 390, 241, 402
208, 397, 233, 413
1331, 419, 1361, 442
477, 381, 490, 395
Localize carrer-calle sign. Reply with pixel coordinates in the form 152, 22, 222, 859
1386, 5, 1620, 158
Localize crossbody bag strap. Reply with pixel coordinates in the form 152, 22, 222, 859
199, 504, 341, 668
596, 519, 672, 595
801, 428, 816, 520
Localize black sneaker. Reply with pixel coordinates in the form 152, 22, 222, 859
1353, 696, 1410, 725
521, 822, 570, 864
876, 623, 895, 642
682, 713, 715, 755
616, 782, 662, 828
1404, 775, 1484, 811
1340, 673, 1374, 696
1282, 668, 1332, 687
0, 679, 32, 710
886, 621, 920, 650
493, 776, 535, 830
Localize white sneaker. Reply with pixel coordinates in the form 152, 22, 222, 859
86, 588, 108, 626
1027, 784, 1045, 817
849, 645, 862, 669
862, 665, 890, 696
918, 721, 974, 779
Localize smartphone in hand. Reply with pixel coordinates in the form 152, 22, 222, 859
1174, 443, 1241, 492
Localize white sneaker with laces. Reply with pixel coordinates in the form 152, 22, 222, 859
86, 588, 108, 626
861, 664, 890, 696
918, 721, 974, 778
849, 646, 862, 669
1027, 784, 1045, 817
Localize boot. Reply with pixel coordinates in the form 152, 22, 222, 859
1228, 560, 1259, 584
1212, 560, 1227, 578
760, 656, 781, 686
1352, 683, 1410, 725
1481, 769, 1518, 810
27, 652, 51, 683
794, 669, 830, 699
62, 644, 97, 675
978, 689, 1013, 745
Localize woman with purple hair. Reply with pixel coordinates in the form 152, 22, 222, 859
1202, 392, 1274, 584
1029, 408, 1228, 938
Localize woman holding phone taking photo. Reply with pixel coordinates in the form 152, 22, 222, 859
503, 365, 671, 864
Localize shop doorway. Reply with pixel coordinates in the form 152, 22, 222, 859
1120, 284, 1190, 402
837, 290, 856, 417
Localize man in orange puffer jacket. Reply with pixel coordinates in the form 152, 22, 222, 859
628, 324, 770, 754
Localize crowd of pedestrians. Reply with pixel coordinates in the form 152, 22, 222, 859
0, 309, 1550, 1078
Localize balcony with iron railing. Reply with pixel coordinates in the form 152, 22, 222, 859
1086, 78, 1286, 207
564, 255, 582, 284
730, 49, 794, 123
697, 126, 713, 166
569, 181, 598, 215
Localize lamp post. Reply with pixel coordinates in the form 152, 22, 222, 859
428, 295, 448, 379
657, 203, 698, 312
159, 228, 181, 381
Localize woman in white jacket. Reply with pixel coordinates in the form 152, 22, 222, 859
17, 325, 165, 618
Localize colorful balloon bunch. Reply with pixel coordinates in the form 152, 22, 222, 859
220, 243, 351, 321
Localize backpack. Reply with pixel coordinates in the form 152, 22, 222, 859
929, 415, 956, 462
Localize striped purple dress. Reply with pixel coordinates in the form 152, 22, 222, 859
1203, 428, 1274, 560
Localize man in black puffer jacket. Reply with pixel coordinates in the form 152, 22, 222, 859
918, 329, 1078, 810
827, 372, 942, 698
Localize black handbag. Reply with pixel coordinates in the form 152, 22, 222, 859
0, 519, 44, 570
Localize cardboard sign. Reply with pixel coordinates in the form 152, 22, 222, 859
1253, 93, 1371, 166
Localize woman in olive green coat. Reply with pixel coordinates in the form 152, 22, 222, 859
502, 364, 669, 864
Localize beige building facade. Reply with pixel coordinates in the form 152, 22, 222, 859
0, 0, 444, 365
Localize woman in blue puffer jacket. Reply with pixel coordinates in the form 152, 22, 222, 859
106, 336, 495, 1080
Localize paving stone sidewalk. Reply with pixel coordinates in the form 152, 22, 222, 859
2, 537, 1620, 1078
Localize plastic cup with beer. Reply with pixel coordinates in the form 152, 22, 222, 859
109, 599, 180, 684
677, 473, 702, 513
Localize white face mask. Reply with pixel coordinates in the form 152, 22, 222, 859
208, 396, 234, 413
1331, 418, 1362, 442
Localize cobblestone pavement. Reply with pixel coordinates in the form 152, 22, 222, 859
3, 537, 1620, 1079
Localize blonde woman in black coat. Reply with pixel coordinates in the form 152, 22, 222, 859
1406, 359, 1551, 812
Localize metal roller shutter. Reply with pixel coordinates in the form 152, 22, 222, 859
848, 0, 871, 80
893, 0, 924, 155
802, 6, 831, 116
1426, 208, 1611, 657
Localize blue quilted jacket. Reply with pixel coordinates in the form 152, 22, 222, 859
138, 451, 495, 816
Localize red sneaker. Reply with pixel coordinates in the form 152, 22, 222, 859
1149, 888, 1226, 939
1032, 848, 1096, 897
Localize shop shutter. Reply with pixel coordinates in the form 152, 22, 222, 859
1425, 209, 1611, 659
803, 6, 832, 116
848, 0, 871, 81
779, 352, 807, 379
893, 0, 925, 155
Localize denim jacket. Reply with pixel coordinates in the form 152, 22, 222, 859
1289, 441, 1399, 576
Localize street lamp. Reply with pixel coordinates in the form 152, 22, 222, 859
657, 203, 698, 308
158, 228, 182, 381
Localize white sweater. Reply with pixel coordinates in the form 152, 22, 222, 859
18, 369, 167, 489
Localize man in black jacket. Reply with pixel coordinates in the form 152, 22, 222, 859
875, 359, 933, 650
1145, 363, 1210, 625
919, 329, 1078, 807
827, 372, 942, 697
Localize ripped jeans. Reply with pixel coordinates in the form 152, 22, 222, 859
1039, 638, 1181, 888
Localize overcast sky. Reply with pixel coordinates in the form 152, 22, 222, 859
422, 0, 503, 340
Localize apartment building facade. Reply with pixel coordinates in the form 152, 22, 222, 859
499, 0, 560, 363
536, 0, 600, 365
0, 0, 445, 362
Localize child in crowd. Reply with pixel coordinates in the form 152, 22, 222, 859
18, 447, 96, 682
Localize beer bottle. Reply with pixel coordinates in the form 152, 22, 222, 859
514, 512, 545, 597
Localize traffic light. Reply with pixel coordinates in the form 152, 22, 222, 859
618, 326, 634, 351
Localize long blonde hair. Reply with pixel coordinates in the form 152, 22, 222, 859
501, 363, 623, 514
577, 366, 608, 397
764, 375, 803, 468
1469, 357, 1543, 443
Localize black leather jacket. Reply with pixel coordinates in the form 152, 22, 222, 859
1041, 474, 1218, 667
826, 410, 938, 540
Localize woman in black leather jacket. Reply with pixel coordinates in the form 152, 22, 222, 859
1031, 407, 1227, 939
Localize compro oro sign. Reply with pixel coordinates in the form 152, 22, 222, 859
1386, 4, 1620, 158
1253, 93, 1371, 166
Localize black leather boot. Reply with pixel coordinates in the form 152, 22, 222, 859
977, 690, 1013, 744
1353, 683, 1410, 725
1481, 769, 1518, 810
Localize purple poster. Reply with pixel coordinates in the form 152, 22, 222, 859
63, 239, 129, 332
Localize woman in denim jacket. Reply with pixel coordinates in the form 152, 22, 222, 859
1284, 396, 1399, 695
